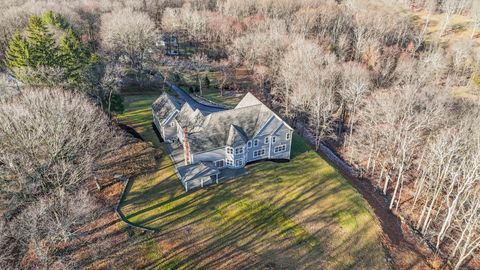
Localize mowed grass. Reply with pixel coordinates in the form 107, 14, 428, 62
117, 91, 387, 269
116, 94, 162, 147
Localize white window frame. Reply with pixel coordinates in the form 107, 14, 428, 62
215, 159, 224, 168
247, 141, 252, 148
253, 149, 266, 158
272, 136, 276, 143
264, 136, 269, 144
253, 139, 259, 147
235, 147, 244, 155
226, 159, 233, 166
226, 147, 233, 154
286, 132, 291, 140
274, 144, 287, 153
235, 159, 244, 167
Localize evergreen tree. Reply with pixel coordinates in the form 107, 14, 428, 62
59, 29, 88, 84
4, 11, 96, 90
25, 16, 58, 68
41, 10, 69, 29
4, 32, 29, 69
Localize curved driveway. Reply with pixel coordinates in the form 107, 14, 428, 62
164, 80, 225, 113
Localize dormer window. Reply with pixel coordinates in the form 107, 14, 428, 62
264, 137, 269, 144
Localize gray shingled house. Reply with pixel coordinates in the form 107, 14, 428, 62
153, 92, 293, 191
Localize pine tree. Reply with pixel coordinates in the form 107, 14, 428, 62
26, 16, 58, 68
41, 10, 69, 29
59, 29, 87, 83
4, 32, 29, 69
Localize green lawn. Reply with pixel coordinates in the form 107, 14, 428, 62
116, 94, 162, 147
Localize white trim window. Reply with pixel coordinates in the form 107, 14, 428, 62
286, 132, 291, 140
274, 144, 287, 153
235, 159, 243, 167
226, 159, 233, 166
272, 136, 276, 143
253, 139, 259, 147
264, 136, 269, 144
235, 147, 244, 155
215, 160, 224, 168
226, 147, 233, 154
247, 141, 252, 148
253, 149, 266, 158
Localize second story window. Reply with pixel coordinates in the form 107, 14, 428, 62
253, 139, 259, 147
272, 136, 276, 143
286, 132, 291, 140
247, 141, 252, 148
235, 147, 244, 155
226, 147, 233, 154
264, 137, 269, 144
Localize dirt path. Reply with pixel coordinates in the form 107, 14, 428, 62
295, 124, 440, 270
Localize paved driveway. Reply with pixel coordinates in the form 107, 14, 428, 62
164, 80, 225, 114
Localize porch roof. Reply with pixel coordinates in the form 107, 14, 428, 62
178, 162, 219, 183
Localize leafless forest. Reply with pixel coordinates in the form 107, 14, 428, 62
1, 0, 480, 269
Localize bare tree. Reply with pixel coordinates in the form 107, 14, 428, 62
100, 8, 156, 79
338, 62, 371, 150
0, 88, 120, 216
0, 87, 121, 269
471, 0, 480, 38
438, 0, 470, 37
277, 39, 334, 118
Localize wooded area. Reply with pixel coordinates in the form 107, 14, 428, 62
1, 0, 480, 269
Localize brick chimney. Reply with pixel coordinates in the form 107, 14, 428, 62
183, 128, 191, 165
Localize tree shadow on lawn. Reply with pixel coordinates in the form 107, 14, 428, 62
123, 168, 386, 268
115, 133, 387, 269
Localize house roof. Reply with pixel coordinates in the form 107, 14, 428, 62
178, 161, 219, 183
226, 125, 248, 147
182, 93, 291, 153
234, 92, 263, 109
153, 92, 292, 153
152, 93, 181, 124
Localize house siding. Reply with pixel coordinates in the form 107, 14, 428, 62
268, 124, 292, 160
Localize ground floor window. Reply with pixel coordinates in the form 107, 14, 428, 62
253, 149, 266, 158
226, 159, 233, 166
235, 159, 243, 167
215, 160, 224, 168
274, 144, 287, 153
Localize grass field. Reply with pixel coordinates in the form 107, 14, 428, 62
116, 94, 162, 147
116, 93, 388, 269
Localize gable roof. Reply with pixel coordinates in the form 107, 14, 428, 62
152, 93, 181, 124
235, 92, 263, 109
226, 125, 248, 147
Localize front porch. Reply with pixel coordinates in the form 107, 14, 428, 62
164, 141, 248, 192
